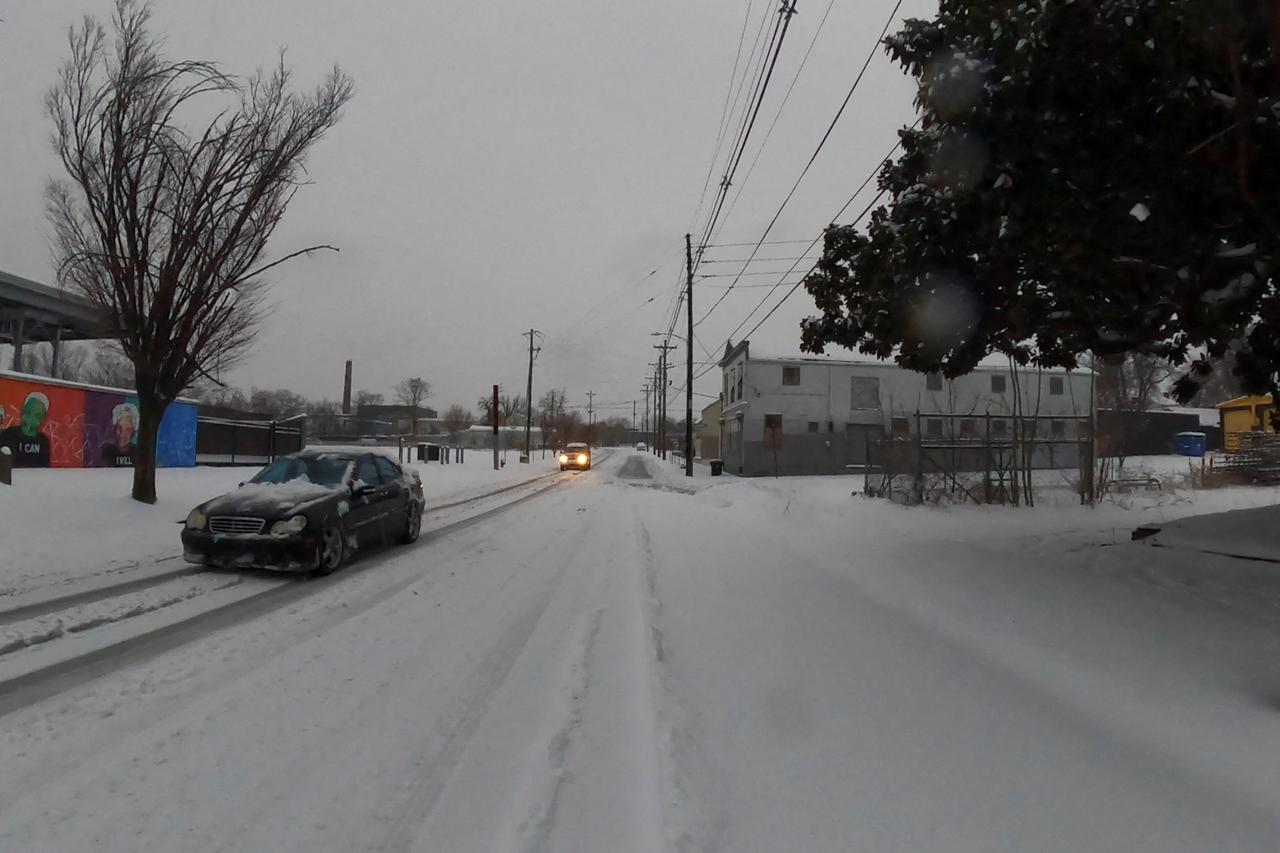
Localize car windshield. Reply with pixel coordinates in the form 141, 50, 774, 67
250, 456, 351, 487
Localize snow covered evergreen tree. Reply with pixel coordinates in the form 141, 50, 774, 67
801, 0, 1278, 403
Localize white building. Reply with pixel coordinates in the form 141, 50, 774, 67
719, 341, 1093, 477
455, 424, 544, 450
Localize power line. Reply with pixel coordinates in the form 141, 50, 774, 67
686, 181, 891, 391
698, 256, 822, 264
694, 1, 799, 263
673, 122, 917, 401
698, 281, 808, 289
689, 0, 762, 234
698, 270, 819, 278
718, 122, 918, 348
694, 0, 905, 329
720, 0, 840, 230
703, 239, 817, 248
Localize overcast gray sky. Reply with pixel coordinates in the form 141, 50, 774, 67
0, 0, 930, 420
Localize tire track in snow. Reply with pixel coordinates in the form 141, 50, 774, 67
0, 478, 567, 720
372, 560, 576, 853
0, 576, 246, 656
517, 608, 604, 853
0, 484, 577, 842
638, 519, 728, 853
0, 564, 204, 627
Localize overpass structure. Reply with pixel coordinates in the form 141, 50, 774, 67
0, 269, 108, 372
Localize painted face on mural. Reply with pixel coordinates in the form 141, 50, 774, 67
0, 391, 53, 468
113, 403, 139, 449
20, 393, 49, 437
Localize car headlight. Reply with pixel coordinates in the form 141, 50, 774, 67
186, 509, 207, 530
270, 514, 308, 537
577, 454, 588, 465
559, 454, 569, 464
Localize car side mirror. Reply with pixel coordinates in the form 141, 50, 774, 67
352, 482, 376, 498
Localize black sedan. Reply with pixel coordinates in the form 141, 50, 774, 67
182, 450, 425, 575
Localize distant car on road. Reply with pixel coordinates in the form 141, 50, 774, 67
635, 442, 647, 452
181, 450, 424, 575
559, 442, 592, 471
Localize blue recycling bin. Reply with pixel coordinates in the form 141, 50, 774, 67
1174, 431, 1207, 457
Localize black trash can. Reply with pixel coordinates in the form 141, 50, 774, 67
709, 459, 723, 477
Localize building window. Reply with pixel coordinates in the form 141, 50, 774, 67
926, 372, 943, 391
783, 366, 801, 386
807, 421, 819, 433
891, 417, 911, 437
991, 418, 1009, 437
926, 418, 944, 437
764, 414, 782, 444
960, 418, 977, 437
1051, 419, 1066, 438
991, 374, 1007, 394
737, 368, 744, 400
1049, 376, 1064, 396
850, 376, 880, 409
828, 420, 836, 433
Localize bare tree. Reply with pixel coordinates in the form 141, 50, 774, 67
1091, 352, 1176, 413
441, 404, 473, 439
537, 388, 567, 420
1189, 343, 1245, 407
394, 376, 431, 435
83, 343, 138, 389
477, 392, 522, 425
46, 1, 353, 502
248, 387, 309, 418
19, 342, 90, 381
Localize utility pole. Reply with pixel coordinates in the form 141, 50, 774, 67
653, 341, 676, 460
633, 400, 637, 432
685, 233, 695, 477
522, 329, 542, 460
642, 383, 651, 448
586, 390, 596, 426
649, 362, 659, 454
492, 384, 500, 471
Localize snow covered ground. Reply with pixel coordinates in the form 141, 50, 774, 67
2, 450, 1279, 850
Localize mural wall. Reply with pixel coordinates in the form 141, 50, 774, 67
0, 373, 197, 469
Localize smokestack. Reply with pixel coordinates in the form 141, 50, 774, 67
342, 360, 353, 414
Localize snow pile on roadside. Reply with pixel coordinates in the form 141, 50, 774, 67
0, 467, 249, 600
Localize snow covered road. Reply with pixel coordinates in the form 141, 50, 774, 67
1, 452, 1279, 851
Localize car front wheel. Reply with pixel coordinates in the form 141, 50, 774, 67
400, 504, 422, 544
315, 523, 346, 576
